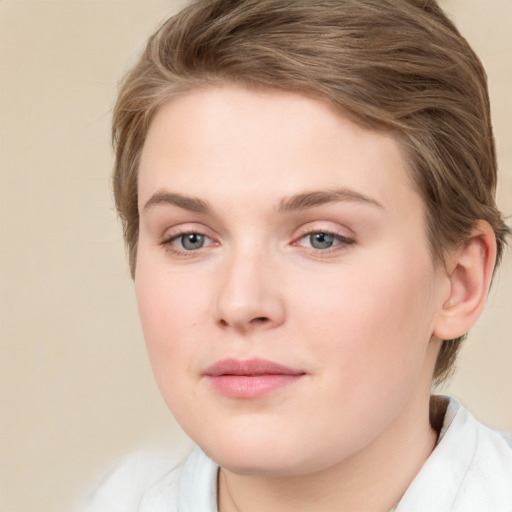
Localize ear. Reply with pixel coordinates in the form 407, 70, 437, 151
434, 220, 497, 340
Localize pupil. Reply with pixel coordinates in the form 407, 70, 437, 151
182, 233, 204, 250
311, 233, 334, 249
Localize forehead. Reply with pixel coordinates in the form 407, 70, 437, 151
138, 85, 421, 219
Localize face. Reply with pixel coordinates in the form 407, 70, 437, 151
136, 86, 447, 476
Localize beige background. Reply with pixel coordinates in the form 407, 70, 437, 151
0, 1, 510, 511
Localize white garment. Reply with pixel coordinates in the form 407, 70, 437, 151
79, 397, 512, 512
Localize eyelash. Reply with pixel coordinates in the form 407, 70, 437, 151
160, 230, 216, 258
293, 229, 355, 256
160, 229, 355, 257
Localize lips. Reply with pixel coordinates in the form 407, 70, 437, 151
203, 358, 306, 398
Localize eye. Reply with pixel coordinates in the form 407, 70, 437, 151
307, 232, 338, 249
295, 230, 354, 251
163, 232, 214, 252
179, 233, 207, 250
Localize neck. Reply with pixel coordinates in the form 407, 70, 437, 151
218, 391, 438, 512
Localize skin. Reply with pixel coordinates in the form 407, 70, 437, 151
135, 85, 490, 512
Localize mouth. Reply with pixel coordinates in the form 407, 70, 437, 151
202, 358, 306, 399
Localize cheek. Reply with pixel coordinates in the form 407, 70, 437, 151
134, 258, 209, 394
292, 252, 437, 382
135, 247, 213, 334
280, 256, 438, 451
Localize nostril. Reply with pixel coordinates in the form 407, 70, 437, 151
217, 316, 268, 329
252, 317, 269, 324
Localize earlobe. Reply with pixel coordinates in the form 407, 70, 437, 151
434, 221, 497, 341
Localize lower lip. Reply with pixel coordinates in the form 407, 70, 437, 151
206, 374, 304, 398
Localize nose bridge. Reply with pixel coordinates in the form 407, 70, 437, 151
215, 239, 284, 331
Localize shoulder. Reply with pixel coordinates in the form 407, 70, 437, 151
75, 448, 188, 512
397, 396, 512, 512
449, 403, 512, 511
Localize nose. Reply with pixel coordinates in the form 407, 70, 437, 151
214, 249, 286, 334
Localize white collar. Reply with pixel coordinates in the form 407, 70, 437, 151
395, 396, 512, 511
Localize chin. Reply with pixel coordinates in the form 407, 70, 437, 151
211, 450, 312, 477
198, 428, 338, 477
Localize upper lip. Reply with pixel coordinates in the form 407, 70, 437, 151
203, 358, 305, 376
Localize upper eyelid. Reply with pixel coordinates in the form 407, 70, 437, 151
166, 231, 211, 241
161, 224, 215, 240
293, 230, 354, 245
293, 223, 355, 239
296, 227, 349, 236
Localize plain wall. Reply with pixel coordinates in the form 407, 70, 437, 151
0, 1, 510, 511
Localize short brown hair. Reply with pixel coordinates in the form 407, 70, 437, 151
112, 0, 509, 384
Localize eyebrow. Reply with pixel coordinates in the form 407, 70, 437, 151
142, 187, 383, 215
278, 188, 384, 212
143, 191, 210, 213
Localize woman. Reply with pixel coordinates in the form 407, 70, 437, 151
82, 1, 512, 510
